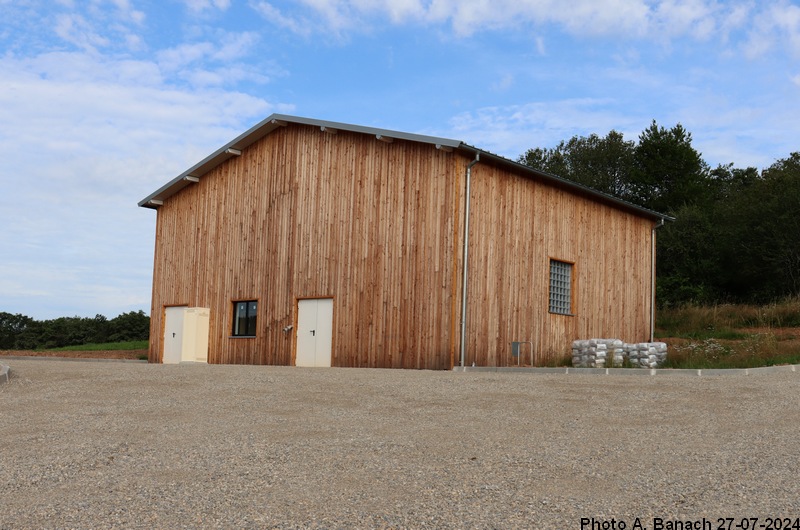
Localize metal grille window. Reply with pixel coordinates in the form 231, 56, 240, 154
233, 300, 258, 337
549, 260, 573, 315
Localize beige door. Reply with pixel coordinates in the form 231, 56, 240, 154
295, 298, 333, 367
163, 306, 187, 364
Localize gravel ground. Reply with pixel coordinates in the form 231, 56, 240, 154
1, 360, 799, 529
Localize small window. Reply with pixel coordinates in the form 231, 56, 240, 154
549, 260, 573, 315
232, 300, 258, 337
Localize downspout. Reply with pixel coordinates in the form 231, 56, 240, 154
459, 152, 480, 367
650, 218, 666, 342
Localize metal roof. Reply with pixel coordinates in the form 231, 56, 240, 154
138, 113, 672, 221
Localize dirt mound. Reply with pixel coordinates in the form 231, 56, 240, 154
0, 349, 147, 360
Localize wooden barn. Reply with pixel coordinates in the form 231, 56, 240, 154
139, 114, 670, 370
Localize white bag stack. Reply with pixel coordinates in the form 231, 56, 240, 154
571, 338, 625, 368
610, 339, 625, 367
624, 342, 668, 368
571, 339, 588, 367
573, 339, 668, 368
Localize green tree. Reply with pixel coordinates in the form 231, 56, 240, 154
631, 121, 708, 213
36, 316, 102, 349
3, 311, 149, 349
107, 310, 150, 342
707, 163, 759, 202
518, 131, 636, 200
0, 312, 34, 349
715, 153, 800, 300
15, 318, 44, 349
518, 122, 709, 214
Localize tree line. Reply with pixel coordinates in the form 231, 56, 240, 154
518, 121, 800, 306
0, 310, 150, 350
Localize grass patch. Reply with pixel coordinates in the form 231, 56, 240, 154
657, 297, 800, 335
653, 299, 800, 369
658, 334, 800, 369
661, 328, 751, 341
42, 340, 148, 352
539, 353, 572, 367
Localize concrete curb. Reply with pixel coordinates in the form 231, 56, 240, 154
454, 364, 799, 376
2, 357, 796, 376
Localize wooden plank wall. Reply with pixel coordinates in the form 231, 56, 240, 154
148, 122, 654, 369
149, 124, 463, 369
464, 161, 654, 367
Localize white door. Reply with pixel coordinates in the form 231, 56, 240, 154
163, 306, 187, 364
296, 298, 333, 367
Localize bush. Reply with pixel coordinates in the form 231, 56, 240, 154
0, 311, 149, 350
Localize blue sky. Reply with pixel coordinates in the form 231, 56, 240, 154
1, 0, 799, 320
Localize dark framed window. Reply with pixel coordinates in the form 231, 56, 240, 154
549, 260, 573, 315
232, 300, 258, 337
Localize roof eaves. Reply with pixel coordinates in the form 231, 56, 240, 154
138, 115, 291, 208
138, 114, 462, 208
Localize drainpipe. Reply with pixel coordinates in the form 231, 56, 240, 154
460, 152, 480, 367
650, 218, 665, 342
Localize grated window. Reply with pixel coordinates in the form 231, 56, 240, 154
549, 260, 573, 315
233, 300, 258, 337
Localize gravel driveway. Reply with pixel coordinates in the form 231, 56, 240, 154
1, 360, 799, 529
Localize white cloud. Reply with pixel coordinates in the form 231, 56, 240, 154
154, 31, 269, 87
256, 0, 653, 37
536, 0, 650, 37
653, 0, 717, 40
771, 2, 800, 56
250, 0, 800, 62
490, 73, 514, 92
249, 1, 313, 36
212, 31, 261, 61
446, 99, 639, 159
54, 13, 110, 51
101, 0, 146, 24
298, 0, 358, 32
182, 0, 231, 13
0, 52, 279, 171
445, 78, 800, 172
730, 2, 800, 58
534, 35, 546, 56
157, 42, 216, 70
380, 0, 426, 23
16, 1, 151, 56
0, 50, 291, 319
185, 65, 272, 87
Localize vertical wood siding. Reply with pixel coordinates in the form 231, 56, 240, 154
463, 162, 653, 367
148, 123, 654, 369
150, 125, 462, 369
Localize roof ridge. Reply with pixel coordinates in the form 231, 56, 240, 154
138, 113, 672, 222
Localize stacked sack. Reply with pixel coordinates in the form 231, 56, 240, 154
571, 339, 625, 368
624, 342, 668, 368
572, 339, 668, 368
